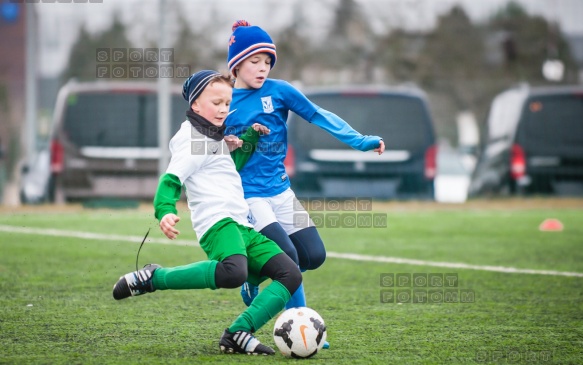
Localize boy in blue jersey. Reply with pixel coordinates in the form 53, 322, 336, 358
224, 20, 385, 349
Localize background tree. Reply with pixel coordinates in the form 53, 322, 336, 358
171, 13, 218, 75
59, 0, 581, 147
489, 1, 578, 84
416, 6, 484, 109
318, 0, 376, 83
377, 29, 425, 83
377, 2, 578, 144
271, 2, 311, 82
412, 6, 485, 141
62, 16, 132, 83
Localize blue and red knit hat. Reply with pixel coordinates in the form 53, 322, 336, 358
227, 20, 277, 77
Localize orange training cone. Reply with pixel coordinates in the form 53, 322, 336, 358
539, 218, 564, 232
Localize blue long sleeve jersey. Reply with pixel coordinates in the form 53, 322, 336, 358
225, 79, 382, 198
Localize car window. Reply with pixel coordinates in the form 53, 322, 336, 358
518, 93, 583, 154
290, 93, 433, 151
62, 92, 187, 147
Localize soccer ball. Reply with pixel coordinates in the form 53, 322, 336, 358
273, 307, 327, 358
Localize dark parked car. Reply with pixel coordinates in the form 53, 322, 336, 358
285, 85, 437, 199
20, 80, 186, 203
470, 84, 583, 196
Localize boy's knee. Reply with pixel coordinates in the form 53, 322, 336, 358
290, 227, 326, 270
299, 248, 326, 271
260, 253, 302, 295
308, 250, 326, 270
218, 270, 247, 288
215, 255, 248, 289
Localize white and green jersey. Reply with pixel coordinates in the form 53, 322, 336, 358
154, 121, 260, 240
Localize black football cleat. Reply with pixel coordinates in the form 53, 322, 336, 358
219, 328, 275, 355
112, 264, 161, 300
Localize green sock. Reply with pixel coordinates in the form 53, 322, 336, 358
229, 280, 291, 333
152, 261, 217, 290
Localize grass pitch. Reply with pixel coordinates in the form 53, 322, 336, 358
0, 199, 582, 364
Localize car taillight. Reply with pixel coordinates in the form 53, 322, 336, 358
424, 144, 437, 179
50, 139, 64, 173
510, 143, 526, 180
284, 144, 295, 178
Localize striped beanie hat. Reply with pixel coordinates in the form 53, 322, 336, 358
227, 20, 277, 77
182, 70, 221, 105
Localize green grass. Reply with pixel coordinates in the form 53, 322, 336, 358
1, 200, 582, 364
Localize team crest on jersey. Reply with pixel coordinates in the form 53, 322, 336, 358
261, 96, 274, 113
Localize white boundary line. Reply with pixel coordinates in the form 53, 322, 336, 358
325, 252, 583, 277
0, 224, 195, 247
1, 225, 582, 278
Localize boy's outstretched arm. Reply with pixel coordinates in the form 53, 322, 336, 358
229, 123, 270, 170
153, 173, 182, 239
309, 108, 384, 154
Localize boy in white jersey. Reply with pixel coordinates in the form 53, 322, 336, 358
112, 70, 303, 356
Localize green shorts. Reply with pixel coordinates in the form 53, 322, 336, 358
199, 217, 284, 286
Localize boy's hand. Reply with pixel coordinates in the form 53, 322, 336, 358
224, 135, 243, 152
252, 123, 270, 135
160, 213, 180, 239
374, 140, 385, 155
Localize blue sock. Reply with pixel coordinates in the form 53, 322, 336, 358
285, 282, 306, 309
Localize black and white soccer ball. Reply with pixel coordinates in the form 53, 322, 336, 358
273, 307, 327, 358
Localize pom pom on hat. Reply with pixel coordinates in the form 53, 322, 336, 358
232, 19, 251, 31
182, 70, 221, 105
227, 20, 276, 77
